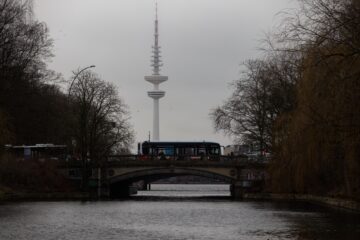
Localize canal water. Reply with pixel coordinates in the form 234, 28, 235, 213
0, 184, 359, 240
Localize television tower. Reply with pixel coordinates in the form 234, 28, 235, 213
145, 2, 168, 141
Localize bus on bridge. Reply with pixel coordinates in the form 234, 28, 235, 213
137, 141, 221, 161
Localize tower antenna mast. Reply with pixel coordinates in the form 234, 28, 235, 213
144, 1, 168, 141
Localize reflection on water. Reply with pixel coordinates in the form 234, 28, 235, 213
137, 184, 231, 197
0, 184, 359, 240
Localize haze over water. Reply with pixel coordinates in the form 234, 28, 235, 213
0, 184, 359, 240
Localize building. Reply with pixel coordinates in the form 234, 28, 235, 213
224, 144, 251, 156
144, 2, 168, 141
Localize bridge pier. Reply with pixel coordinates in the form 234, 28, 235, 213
137, 180, 151, 191
142, 181, 151, 191
109, 182, 134, 198
231, 181, 244, 199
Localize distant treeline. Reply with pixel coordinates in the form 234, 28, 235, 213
0, 0, 134, 191
0, 0, 64, 146
0, 1, 134, 159
212, 0, 360, 199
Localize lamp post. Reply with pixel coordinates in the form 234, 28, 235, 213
67, 65, 95, 192
68, 65, 95, 96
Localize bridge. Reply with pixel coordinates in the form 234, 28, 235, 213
61, 155, 267, 199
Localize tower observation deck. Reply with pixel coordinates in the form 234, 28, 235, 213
145, 2, 168, 141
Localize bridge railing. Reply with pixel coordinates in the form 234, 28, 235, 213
106, 155, 231, 162
57, 154, 268, 168
103, 155, 268, 167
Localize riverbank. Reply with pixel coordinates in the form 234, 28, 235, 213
244, 193, 360, 212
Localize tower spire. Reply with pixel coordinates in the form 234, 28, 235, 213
156, 1, 158, 22
152, 1, 161, 75
145, 1, 168, 141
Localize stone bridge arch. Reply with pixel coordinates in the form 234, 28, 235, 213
105, 166, 238, 197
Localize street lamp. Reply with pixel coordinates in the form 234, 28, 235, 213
68, 65, 95, 96
66, 65, 95, 192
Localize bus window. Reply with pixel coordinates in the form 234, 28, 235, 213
142, 147, 149, 155
139, 141, 221, 158
198, 148, 206, 155
209, 147, 220, 155
164, 146, 174, 155
184, 148, 195, 155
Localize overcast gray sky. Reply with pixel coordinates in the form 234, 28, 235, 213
34, 0, 297, 150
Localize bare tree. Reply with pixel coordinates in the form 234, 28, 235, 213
0, 0, 58, 144
68, 70, 134, 189
211, 54, 298, 152
271, 0, 360, 60
0, 0, 52, 76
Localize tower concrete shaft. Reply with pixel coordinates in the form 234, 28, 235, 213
153, 98, 160, 141
145, 2, 168, 141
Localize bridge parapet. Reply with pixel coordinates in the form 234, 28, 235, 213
58, 155, 267, 168
104, 155, 267, 168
